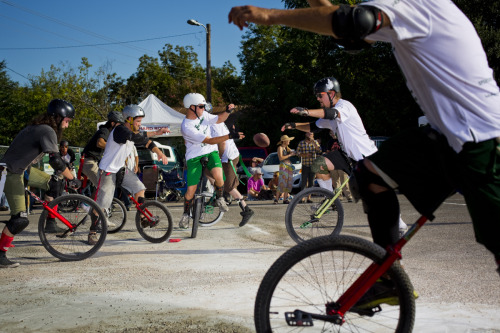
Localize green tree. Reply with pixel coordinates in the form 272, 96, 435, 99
0, 61, 28, 145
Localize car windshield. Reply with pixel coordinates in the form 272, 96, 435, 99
264, 153, 300, 166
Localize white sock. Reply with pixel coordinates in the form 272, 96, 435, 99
317, 178, 333, 192
399, 215, 407, 230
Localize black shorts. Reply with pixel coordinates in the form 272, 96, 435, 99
367, 126, 457, 218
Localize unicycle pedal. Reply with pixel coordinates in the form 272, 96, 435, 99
285, 310, 313, 326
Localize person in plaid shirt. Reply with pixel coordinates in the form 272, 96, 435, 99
296, 132, 322, 203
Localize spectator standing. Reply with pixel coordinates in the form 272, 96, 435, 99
275, 135, 296, 204
296, 132, 322, 203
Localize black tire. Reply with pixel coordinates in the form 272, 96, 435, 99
254, 235, 415, 333
38, 194, 107, 261
135, 201, 173, 243
190, 197, 201, 238
106, 198, 127, 234
285, 187, 344, 244
198, 195, 224, 227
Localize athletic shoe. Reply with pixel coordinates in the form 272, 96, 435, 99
179, 214, 190, 229
106, 219, 116, 228
351, 278, 418, 311
0, 206, 8, 211
88, 232, 98, 245
239, 207, 255, 227
44, 218, 65, 233
140, 216, 150, 228
0, 252, 19, 268
216, 197, 229, 212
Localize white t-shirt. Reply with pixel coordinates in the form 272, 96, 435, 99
99, 128, 135, 173
211, 122, 239, 162
181, 111, 219, 161
363, 0, 500, 152
316, 99, 377, 161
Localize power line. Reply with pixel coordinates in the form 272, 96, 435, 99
0, 32, 200, 50
5, 66, 29, 80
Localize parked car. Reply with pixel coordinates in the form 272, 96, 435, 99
260, 152, 302, 190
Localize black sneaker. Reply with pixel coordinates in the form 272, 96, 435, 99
44, 218, 65, 233
239, 207, 255, 227
0, 252, 19, 268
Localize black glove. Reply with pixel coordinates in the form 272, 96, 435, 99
294, 107, 309, 116
68, 178, 82, 189
228, 126, 240, 140
226, 105, 234, 114
284, 122, 296, 129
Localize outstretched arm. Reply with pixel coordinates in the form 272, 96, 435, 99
229, 6, 338, 36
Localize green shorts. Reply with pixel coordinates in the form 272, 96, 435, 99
367, 126, 500, 258
186, 151, 222, 187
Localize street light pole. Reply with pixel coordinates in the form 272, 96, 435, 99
187, 19, 212, 103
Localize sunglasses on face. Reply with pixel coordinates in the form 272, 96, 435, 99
197, 104, 206, 109
316, 92, 327, 98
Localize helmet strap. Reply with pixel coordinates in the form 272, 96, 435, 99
190, 106, 200, 119
328, 91, 336, 108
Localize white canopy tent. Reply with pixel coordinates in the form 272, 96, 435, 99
138, 94, 185, 137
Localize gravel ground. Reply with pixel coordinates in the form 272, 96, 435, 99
1, 194, 499, 332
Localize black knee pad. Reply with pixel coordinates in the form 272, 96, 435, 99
138, 197, 145, 204
6, 212, 30, 235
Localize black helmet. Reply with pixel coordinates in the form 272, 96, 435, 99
313, 77, 341, 95
47, 99, 75, 119
60, 140, 69, 147
107, 111, 124, 123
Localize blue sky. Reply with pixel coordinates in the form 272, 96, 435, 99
0, 0, 285, 86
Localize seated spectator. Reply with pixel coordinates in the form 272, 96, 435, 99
247, 168, 269, 200
267, 171, 279, 197
248, 157, 264, 175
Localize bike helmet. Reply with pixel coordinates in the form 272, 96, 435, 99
107, 111, 125, 123
313, 77, 341, 94
183, 93, 207, 108
60, 140, 69, 147
122, 105, 145, 119
47, 99, 75, 119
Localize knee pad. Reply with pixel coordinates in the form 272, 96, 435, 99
6, 212, 29, 235
311, 156, 330, 175
137, 197, 145, 204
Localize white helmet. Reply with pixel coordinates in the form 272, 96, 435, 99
122, 104, 145, 119
183, 93, 207, 108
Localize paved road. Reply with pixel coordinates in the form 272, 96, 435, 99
0, 193, 499, 332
